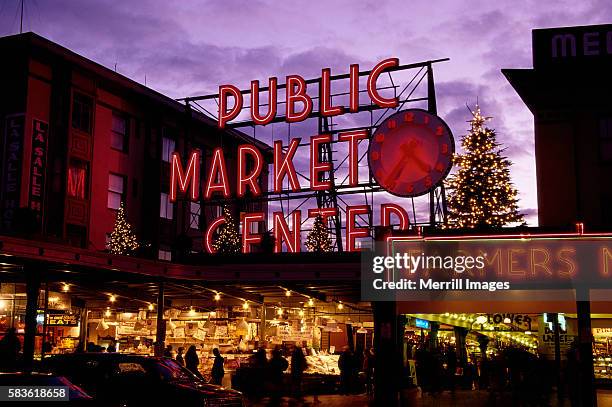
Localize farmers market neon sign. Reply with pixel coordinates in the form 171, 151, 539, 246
170, 58, 453, 254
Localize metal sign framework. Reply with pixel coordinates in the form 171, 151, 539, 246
177, 58, 450, 251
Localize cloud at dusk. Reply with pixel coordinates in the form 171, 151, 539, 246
2, 0, 612, 225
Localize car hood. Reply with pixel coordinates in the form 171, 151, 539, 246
174, 381, 242, 398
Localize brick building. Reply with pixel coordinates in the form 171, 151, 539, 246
0, 32, 270, 259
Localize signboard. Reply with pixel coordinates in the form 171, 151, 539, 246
29, 119, 48, 228
169, 58, 455, 254
47, 312, 79, 327
533, 24, 612, 69
415, 318, 430, 329
1, 114, 25, 230
363, 235, 612, 301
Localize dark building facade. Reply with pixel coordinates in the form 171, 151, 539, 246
504, 23, 612, 230
0, 32, 270, 259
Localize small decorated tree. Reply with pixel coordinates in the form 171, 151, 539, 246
305, 214, 333, 253
446, 105, 525, 229
212, 206, 241, 254
108, 202, 139, 255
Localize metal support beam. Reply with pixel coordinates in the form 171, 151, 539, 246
154, 281, 166, 357
23, 263, 41, 371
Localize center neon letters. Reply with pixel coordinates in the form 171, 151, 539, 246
218, 58, 399, 128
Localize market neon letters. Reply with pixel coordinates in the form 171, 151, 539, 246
170, 131, 374, 200
217, 58, 400, 128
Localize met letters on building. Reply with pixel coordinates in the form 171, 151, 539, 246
533, 24, 612, 69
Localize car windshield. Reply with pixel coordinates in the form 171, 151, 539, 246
153, 359, 198, 383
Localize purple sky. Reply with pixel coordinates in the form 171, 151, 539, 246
3, 0, 612, 226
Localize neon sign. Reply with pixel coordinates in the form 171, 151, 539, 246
218, 58, 399, 128
171, 58, 455, 254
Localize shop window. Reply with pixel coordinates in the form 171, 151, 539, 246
72, 93, 93, 134
189, 202, 200, 230
66, 224, 87, 248
162, 136, 175, 163
600, 118, 612, 162
111, 112, 129, 152
158, 249, 171, 261
159, 192, 173, 220
67, 160, 88, 200
108, 173, 125, 210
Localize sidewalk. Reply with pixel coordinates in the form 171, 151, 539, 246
248, 389, 612, 406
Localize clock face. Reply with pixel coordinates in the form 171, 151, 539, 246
368, 109, 454, 197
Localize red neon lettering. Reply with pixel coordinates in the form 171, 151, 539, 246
274, 138, 301, 193
250, 78, 277, 125
349, 64, 359, 112
346, 205, 370, 252
237, 145, 263, 197
218, 85, 243, 129
310, 134, 332, 191
338, 130, 368, 186
170, 151, 200, 202
204, 148, 230, 198
242, 212, 265, 254
205, 216, 226, 254
273, 210, 301, 253
381, 203, 410, 230
286, 75, 313, 123
367, 58, 399, 108
320, 68, 344, 117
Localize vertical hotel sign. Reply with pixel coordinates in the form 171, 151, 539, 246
1, 114, 25, 229
29, 119, 48, 228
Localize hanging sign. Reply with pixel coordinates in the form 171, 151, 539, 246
168, 58, 455, 254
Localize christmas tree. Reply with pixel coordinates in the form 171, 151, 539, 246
212, 206, 241, 254
109, 202, 140, 255
305, 214, 333, 252
445, 105, 524, 229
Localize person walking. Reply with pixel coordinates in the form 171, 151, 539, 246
268, 347, 288, 406
0, 328, 21, 370
338, 346, 354, 395
211, 348, 225, 385
290, 346, 307, 402
176, 346, 185, 366
163, 344, 173, 358
185, 345, 203, 379
363, 348, 375, 397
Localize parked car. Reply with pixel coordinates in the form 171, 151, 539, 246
0, 371, 95, 406
40, 353, 245, 406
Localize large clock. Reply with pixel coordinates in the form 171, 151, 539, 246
368, 108, 454, 197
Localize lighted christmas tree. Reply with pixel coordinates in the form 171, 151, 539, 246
212, 206, 241, 254
445, 105, 524, 229
109, 202, 140, 255
305, 214, 333, 252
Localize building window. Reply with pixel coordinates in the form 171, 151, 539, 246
600, 118, 612, 162
158, 249, 172, 261
111, 112, 129, 152
67, 160, 88, 199
160, 192, 173, 219
108, 173, 125, 210
162, 137, 175, 163
190, 202, 201, 230
72, 93, 93, 134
